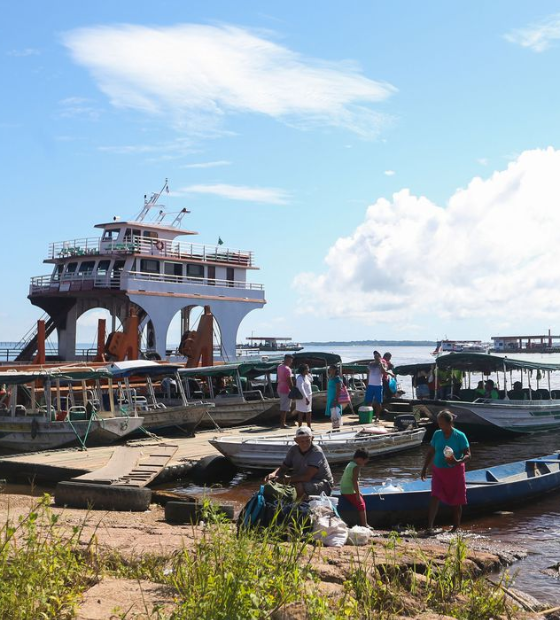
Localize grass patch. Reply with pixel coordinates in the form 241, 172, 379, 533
0, 496, 520, 619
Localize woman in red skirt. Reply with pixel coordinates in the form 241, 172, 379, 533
421, 409, 470, 534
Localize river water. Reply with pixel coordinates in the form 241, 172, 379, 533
176, 345, 560, 605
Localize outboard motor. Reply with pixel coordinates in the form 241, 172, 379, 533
394, 414, 418, 431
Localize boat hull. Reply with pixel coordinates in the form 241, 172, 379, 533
416, 399, 560, 436
136, 402, 210, 435
0, 414, 144, 452
209, 427, 426, 470
337, 453, 560, 527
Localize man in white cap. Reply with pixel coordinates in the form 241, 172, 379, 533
264, 426, 334, 499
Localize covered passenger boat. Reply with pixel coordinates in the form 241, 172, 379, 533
337, 451, 560, 527
395, 353, 560, 436
0, 367, 144, 451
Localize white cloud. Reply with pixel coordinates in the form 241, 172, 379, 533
7, 48, 40, 57
384, 170, 396, 176
58, 96, 102, 120
62, 23, 396, 137
98, 138, 194, 161
477, 158, 488, 166
178, 183, 290, 205
181, 160, 231, 169
294, 147, 560, 327
504, 13, 560, 52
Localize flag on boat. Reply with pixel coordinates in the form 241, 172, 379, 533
218, 237, 224, 245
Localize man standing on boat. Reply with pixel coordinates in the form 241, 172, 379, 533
277, 354, 295, 429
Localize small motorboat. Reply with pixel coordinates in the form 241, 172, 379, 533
337, 452, 560, 527
209, 425, 426, 470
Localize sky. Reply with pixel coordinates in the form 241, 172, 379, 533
2, 1, 560, 347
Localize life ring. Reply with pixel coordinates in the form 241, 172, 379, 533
155, 240, 164, 251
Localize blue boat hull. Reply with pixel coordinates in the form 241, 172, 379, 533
337, 453, 560, 527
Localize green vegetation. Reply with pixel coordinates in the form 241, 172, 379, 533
0, 496, 518, 619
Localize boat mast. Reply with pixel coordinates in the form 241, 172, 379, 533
135, 179, 169, 222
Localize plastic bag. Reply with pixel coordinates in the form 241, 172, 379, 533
312, 513, 348, 547
347, 526, 373, 546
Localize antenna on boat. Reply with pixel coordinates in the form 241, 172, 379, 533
136, 179, 169, 222
171, 207, 190, 228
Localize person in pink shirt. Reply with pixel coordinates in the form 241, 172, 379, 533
277, 354, 295, 428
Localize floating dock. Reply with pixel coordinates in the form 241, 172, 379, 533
0, 418, 377, 486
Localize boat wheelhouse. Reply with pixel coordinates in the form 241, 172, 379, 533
26, 181, 266, 363
432, 339, 489, 356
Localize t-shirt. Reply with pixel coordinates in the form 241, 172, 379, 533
326, 375, 342, 411
368, 361, 383, 387
431, 428, 469, 469
283, 444, 334, 486
277, 364, 292, 395
340, 461, 359, 494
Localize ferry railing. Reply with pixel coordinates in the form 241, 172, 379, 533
127, 271, 264, 291
49, 237, 254, 267
30, 271, 264, 292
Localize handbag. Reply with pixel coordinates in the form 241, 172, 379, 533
288, 386, 303, 400
338, 383, 351, 404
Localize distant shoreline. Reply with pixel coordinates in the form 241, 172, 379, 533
301, 340, 435, 347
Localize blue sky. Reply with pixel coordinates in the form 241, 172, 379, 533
3, 1, 560, 346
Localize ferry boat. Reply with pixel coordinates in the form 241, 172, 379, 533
23, 181, 266, 364
432, 339, 489, 356
237, 337, 303, 353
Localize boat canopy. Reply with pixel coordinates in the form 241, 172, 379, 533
434, 352, 560, 373
394, 353, 560, 376
107, 361, 183, 378
179, 360, 280, 380
0, 367, 112, 385
291, 352, 342, 367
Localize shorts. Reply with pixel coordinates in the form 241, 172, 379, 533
330, 406, 343, 428
279, 392, 293, 412
365, 385, 383, 404
302, 480, 332, 497
415, 384, 430, 399
341, 493, 366, 512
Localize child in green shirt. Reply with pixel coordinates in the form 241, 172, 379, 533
340, 448, 369, 527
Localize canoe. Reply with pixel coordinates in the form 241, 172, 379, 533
209, 426, 426, 470
336, 452, 560, 527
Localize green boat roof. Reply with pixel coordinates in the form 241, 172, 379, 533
434, 352, 560, 373
0, 367, 113, 385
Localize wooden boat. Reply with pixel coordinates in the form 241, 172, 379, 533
178, 363, 278, 428
337, 452, 560, 527
107, 361, 213, 435
209, 426, 426, 470
395, 353, 560, 436
0, 367, 144, 452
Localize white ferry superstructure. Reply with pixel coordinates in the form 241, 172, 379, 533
27, 181, 266, 362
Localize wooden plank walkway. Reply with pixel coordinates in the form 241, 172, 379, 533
0, 417, 382, 485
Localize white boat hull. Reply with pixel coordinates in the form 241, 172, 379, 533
417, 399, 560, 435
0, 414, 144, 452
209, 427, 426, 470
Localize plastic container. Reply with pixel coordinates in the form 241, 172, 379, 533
358, 405, 374, 424
443, 446, 454, 458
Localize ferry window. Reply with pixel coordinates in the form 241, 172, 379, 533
52, 264, 63, 281
66, 262, 78, 275
143, 231, 158, 239
140, 259, 160, 274
124, 228, 141, 242
164, 262, 183, 277
112, 260, 125, 277
207, 265, 216, 285
78, 261, 95, 276
97, 260, 111, 276
187, 264, 204, 279
226, 267, 235, 286
102, 229, 119, 241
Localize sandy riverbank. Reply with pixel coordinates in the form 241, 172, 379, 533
0, 493, 551, 619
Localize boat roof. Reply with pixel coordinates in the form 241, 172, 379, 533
291, 351, 342, 367
179, 360, 281, 379
95, 221, 197, 235
0, 367, 112, 384
394, 352, 560, 376
107, 361, 183, 378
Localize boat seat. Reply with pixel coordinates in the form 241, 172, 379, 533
485, 471, 499, 482
459, 389, 478, 402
